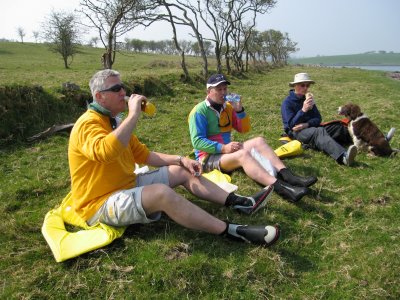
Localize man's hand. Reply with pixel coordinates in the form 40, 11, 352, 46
180, 156, 202, 177
222, 142, 243, 154
126, 94, 146, 116
113, 94, 146, 147
302, 97, 314, 112
292, 123, 309, 132
230, 100, 243, 112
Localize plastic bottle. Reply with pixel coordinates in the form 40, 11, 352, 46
124, 96, 156, 116
224, 93, 241, 102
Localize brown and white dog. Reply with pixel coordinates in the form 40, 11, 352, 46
338, 103, 394, 157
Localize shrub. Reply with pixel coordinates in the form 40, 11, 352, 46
0, 85, 84, 144
58, 82, 92, 108
125, 76, 174, 97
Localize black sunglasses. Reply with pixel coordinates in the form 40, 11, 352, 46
100, 83, 125, 93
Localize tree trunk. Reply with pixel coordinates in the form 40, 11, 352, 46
163, 0, 190, 81
225, 54, 231, 75
102, 51, 112, 69
224, 31, 232, 74
215, 45, 223, 74
180, 52, 190, 81
245, 50, 249, 72
63, 56, 69, 69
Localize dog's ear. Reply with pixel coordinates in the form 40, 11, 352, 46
342, 104, 351, 117
351, 104, 361, 118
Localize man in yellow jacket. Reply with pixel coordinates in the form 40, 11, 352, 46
67, 69, 280, 246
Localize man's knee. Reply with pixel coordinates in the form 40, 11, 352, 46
240, 148, 254, 162
168, 164, 191, 181
142, 183, 181, 212
250, 136, 267, 145
315, 127, 328, 136
144, 184, 174, 202
245, 136, 269, 149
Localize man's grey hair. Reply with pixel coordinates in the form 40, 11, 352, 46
89, 69, 120, 100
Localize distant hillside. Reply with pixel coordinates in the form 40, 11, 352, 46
289, 52, 400, 66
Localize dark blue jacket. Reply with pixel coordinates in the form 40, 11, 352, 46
281, 90, 322, 136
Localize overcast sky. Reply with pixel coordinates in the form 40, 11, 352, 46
1, 0, 399, 58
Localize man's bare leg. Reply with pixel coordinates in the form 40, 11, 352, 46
141, 184, 280, 246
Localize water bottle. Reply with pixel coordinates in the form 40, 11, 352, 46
224, 93, 241, 103
124, 96, 156, 116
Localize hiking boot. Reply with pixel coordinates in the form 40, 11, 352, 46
278, 168, 318, 187
232, 186, 274, 215
343, 145, 357, 166
386, 127, 395, 142
226, 224, 280, 246
273, 179, 309, 202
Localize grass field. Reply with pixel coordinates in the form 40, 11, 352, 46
0, 42, 208, 90
290, 52, 400, 66
1, 41, 400, 299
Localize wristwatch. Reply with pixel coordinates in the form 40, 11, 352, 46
177, 155, 183, 166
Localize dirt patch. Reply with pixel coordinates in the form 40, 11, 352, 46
165, 242, 190, 260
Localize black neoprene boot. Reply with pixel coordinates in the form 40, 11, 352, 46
278, 168, 317, 187
273, 179, 309, 202
223, 223, 280, 246
225, 186, 274, 215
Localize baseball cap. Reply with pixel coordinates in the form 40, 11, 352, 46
206, 74, 231, 89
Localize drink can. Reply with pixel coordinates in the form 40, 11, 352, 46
124, 96, 156, 116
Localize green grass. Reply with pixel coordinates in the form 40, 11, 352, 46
1, 41, 400, 299
0, 41, 207, 89
290, 52, 400, 66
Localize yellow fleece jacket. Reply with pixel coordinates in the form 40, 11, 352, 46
68, 110, 150, 220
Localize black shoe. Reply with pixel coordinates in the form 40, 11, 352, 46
227, 224, 280, 246
273, 179, 309, 202
278, 168, 317, 187
232, 186, 274, 215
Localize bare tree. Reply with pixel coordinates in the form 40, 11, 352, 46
262, 29, 297, 65
161, 0, 190, 81
42, 11, 81, 69
194, 0, 233, 74
16, 27, 25, 43
226, 0, 276, 73
244, 29, 298, 66
179, 40, 193, 55
32, 31, 40, 43
89, 36, 100, 47
158, 0, 209, 79
77, 0, 159, 69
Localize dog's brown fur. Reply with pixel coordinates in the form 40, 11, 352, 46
338, 103, 393, 157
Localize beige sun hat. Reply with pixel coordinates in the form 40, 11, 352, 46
289, 73, 315, 87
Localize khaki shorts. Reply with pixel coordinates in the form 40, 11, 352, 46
87, 167, 169, 227
202, 154, 223, 173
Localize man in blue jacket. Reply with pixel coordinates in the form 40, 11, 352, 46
281, 73, 356, 166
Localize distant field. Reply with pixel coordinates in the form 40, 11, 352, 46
0, 41, 207, 89
290, 53, 400, 66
